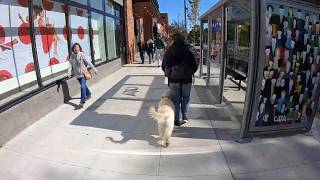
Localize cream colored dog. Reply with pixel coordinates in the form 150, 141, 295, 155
149, 90, 175, 147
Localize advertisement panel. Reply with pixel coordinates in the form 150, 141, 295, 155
254, 1, 320, 129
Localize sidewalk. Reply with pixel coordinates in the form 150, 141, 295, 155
1, 61, 320, 180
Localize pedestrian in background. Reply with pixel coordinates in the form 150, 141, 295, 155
137, 41, 145, 64
146, 39, 154, 64
154, 35, 165, 67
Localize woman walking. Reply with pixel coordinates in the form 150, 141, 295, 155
162, 33, 198, 126
68, 43, 98, 108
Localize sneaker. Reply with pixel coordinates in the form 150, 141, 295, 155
78, 102, 84, 108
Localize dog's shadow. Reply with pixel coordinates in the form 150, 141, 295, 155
105, 132, 164, 148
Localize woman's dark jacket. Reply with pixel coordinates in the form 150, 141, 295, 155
162, 41, 198, 84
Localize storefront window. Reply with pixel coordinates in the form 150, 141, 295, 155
90, 0, 103, 11
115, 19, 122, 57
114, 3, 121, 18
91, 12, 107, 64
106, 16, 117, 60
71, 0, 87, 5
105, 0, 114, 15
69, 7, 91, 59
0, 0, 38, 105
33, 0, 69, 84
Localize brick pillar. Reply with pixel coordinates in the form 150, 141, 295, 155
124, 0, 135, 64
143, 16, 153, 41
140, 18, 144, 43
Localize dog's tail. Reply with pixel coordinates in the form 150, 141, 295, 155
149, 105, 166, 122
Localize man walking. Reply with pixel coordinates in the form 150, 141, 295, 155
154, 36, 165, 67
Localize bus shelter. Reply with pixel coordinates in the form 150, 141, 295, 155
199, 0, 320, 138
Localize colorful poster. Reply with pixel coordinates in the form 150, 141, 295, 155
256, 4, 320, 127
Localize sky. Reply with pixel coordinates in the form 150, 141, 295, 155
158, 0, 218, 26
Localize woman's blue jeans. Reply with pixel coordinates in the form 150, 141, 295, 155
169, 83, 192, 122
78, 77, 91, 103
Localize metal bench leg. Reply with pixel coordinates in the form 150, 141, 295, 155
238, 80, 241, 90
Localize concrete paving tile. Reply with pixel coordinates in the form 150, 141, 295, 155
113, 85, 150, 100
221, 142, 292, 174
158, 174, 234, 180
83, 169, 158, 180
212, 120, 241, 130
293, 161, 320, 180
124, 76, 155, 85
234, 167, 300, 180
159, 151, 231, 176
0, 171, 37, 180
95, 99, 144, 117
161, 133, 220, 154
90, 152, 160, 175
271, 135, 320, 166
70, 111, 119, 131
28, 158, 87, 180
0, 149, 37, 177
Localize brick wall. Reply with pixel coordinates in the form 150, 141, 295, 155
143, 16, 153, 41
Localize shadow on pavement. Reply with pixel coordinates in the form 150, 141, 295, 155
69, 74, 243, 147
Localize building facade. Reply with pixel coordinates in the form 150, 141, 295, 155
0, 0, 124, 145
124, 0, 167, 63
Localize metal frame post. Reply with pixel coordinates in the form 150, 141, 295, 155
199, 21, 204, 77
206, 15, 212, 86
218, 6, 226, 105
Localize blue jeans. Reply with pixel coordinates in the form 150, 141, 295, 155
139, 51, 144, 63
169, 83, 192, 122
78, 77, 91, 103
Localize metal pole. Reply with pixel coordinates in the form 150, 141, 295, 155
240, 0, 259, 139
184, 0, 187, 31
206, 16, 212, 86
218, 6, 226, 105
199, 21, 203, 77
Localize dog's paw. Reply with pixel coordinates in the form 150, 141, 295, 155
165, 142, 170, 147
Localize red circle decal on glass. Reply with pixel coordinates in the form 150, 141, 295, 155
0, 25, 5, 43
42, 0, 54, 11
49, 57, 60, 65
0, 70, 13, 82
18, 0, 28, 7
18, 23, 31, 45
25, 63, 35, 73
78, 26, 84, 40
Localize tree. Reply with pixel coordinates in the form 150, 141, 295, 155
168, 20, 188, 39
187, 0, 201, 28
188, 25, 200, 43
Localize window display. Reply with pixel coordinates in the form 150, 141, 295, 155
0, 0, 37, 98
256, 3, 320, 127
106, 16, 117, 60
91, 12, 107, 64
33, 0, 69, 82
70, 7, 91, 57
